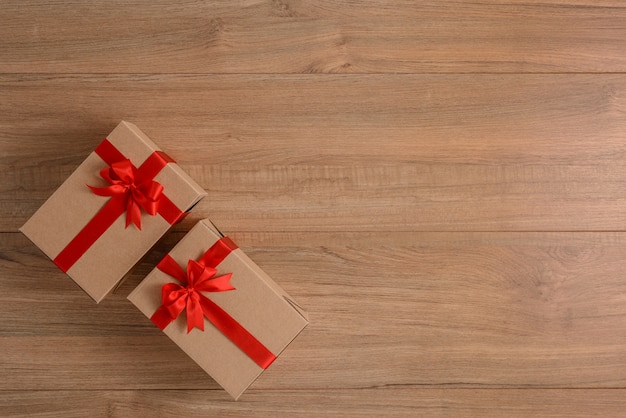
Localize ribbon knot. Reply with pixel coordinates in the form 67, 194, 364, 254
153, 256, 235, 333
88, 159, 164, 229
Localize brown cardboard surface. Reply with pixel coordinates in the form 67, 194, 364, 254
19, 121, 207, 303
127, 219, 309, 400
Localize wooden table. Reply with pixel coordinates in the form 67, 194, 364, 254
2, 1, 626, 416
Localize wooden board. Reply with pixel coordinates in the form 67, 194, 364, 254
2, 0, 626, 416
3, 231, 626, 391
1, 1, 626, 73
2, 74, 626, 232
3, 389, 626, 417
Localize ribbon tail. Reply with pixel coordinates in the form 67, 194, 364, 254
88, 184, 125, 197
126, 199, 142, 229
196, 273, 235, 293
186, 296, 205, 333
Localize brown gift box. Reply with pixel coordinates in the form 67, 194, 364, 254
20, 121, 207, 303
128, 219, 309, 400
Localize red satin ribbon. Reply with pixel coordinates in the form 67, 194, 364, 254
150, 237, 277, 370
53, 139, 184, 273
88, 159, 164, 229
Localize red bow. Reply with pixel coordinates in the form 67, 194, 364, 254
150, 237, 277, 369
88, 159, 164, 229
152, 255, 235, 333
53, 139, 182, 274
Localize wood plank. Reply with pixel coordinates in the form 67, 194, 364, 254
2, 1, 626, 73
2, 74, 626, 232
3, 231, 626, 390
5, 74, 624, 166
2, 0, 624, 414
3, 389, 626, 417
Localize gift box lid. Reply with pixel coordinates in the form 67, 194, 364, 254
128, 219, 309, 399
20, 121, 207, 303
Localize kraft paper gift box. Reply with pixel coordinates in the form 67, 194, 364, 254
20, 121, 207, 303
128, 219, 309, 400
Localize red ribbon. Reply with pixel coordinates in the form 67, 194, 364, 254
88, 159, 164, 229
53, 139, 184, 273
150, 237, 277, 370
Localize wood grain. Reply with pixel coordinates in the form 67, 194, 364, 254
3, 389, 626, 417
2, 1, 626, 73
2, 74, 626, 232
3, 0, 626, 415
4, 231, 626, 391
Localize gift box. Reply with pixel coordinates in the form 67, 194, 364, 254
20, 121, 207, 303
128, 219, 308, 399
